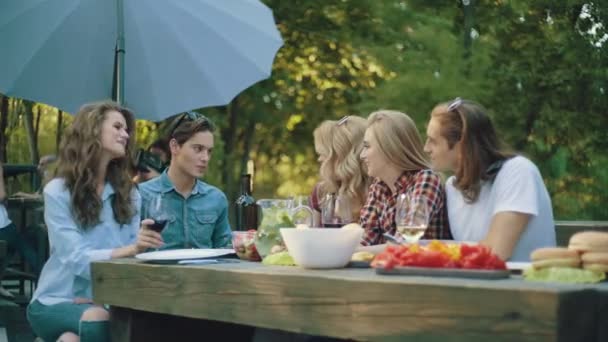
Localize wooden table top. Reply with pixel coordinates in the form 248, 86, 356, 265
7, 196, 43, 206
92, 259, 608, 341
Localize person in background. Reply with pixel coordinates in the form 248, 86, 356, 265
310, 116, 370, 227
38, 155, 58, 181
359, 110, 451, 246
132, 139, 169, 184
27, 101, 162, 342
424, 98, 555, 261
0, 163, 40, 299
11, 154, 58, 199
139, 111, 231, 249
147, 138, 170, 164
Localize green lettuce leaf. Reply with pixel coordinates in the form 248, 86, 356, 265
262, 251, 296, 266
523, 267, 605, 283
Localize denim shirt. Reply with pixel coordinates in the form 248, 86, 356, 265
32, 178, 140, 305
138, 171, 231, 250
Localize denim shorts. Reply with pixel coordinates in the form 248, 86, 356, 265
27, 299, 94, 341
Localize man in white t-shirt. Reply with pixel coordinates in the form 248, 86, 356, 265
423, 98, 555, 261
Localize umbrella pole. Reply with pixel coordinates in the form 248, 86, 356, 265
113, 0, 125, 105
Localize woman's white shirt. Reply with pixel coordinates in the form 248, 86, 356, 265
0, 204, 11, 229
31, 178, 140, 305
446, 156, 556, 261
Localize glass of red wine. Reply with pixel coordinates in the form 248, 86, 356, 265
321, 193, 352, 228
146, 194, 170, 234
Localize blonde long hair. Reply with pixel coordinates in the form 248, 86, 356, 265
313, 116, 370, 215
367, 110, 430, 171
55, 101, 137, 229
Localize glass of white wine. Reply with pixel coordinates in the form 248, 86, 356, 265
395, 193, 430, 244
290, 195, 314, 226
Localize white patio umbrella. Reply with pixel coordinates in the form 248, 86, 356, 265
0, 0, 283, 120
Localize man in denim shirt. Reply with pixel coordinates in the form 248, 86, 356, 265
139, 112, 231, 249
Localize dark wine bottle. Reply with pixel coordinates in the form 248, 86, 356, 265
235, 174, 259, 231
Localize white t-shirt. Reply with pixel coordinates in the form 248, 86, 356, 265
446, 156, 556, 261
0, 204, 11, 229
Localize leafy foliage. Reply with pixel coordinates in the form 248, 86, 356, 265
1, 0, 607, 220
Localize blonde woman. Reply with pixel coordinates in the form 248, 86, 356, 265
359, 110, 452, 245
310, 116, 370, 227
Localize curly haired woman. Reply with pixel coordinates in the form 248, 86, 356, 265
310, 116, 371, 227
27, 101, 162, 342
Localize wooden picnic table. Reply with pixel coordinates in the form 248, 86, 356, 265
7, 196, 44, 224
7, 196, 47, 265
92, 258, 608, 342
3, 196, 45, 296
3, 164, 38, 177
3, 164, 40, 192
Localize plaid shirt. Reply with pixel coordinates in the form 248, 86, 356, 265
359, 169, 451, 245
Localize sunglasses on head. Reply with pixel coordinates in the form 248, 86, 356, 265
447, 97, 463, 112
169, 111, 213, 137
337, 116, 349, 126
174, 111, 209, 127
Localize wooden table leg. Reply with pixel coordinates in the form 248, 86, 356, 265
557, 289, 597, 342
597, 291, 608, 342
109, 306, 132, 342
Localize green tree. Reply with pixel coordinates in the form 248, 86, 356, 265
202, 0, 394, 203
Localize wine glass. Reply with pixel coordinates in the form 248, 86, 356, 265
290, 195, 314, 227
395, 193, 430, 244
290, 195, 309, 209
321, 193, 352, 228
146, 194, 171, 233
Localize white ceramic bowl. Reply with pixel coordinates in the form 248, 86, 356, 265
280, 227, 364, 269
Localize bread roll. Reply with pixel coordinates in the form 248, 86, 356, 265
568, 231, 608, 252
532, 258, 581, 270
531, 247, 579, 261
581, 252, 608, 264
530, 247, 581, 270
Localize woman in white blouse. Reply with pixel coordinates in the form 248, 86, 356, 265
27, 101, 163, 342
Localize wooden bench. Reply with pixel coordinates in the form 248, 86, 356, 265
4, 197, 46, 297
555, 221, 608, 247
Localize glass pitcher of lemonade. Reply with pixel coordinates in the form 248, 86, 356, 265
254, 198, 313, 258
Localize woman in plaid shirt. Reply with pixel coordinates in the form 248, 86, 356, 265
359, 110, 452, 245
